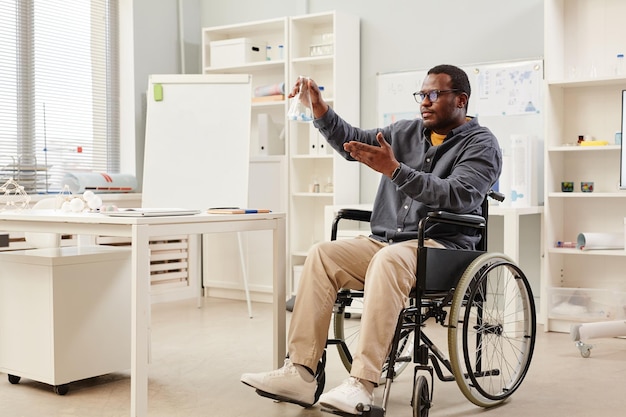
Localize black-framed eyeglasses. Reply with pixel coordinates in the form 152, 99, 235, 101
413, 89, 460, 103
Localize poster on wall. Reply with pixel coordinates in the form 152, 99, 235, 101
473, 60, 543, 116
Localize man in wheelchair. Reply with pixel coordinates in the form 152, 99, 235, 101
241, 64, 502, 414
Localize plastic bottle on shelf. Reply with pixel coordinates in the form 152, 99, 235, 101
615, 53, 624, 75
277, 44, 284, 60
266, 45, 272, 61
324, 177, 334, 193
312, 176, 320, 193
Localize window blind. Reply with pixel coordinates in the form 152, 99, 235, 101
0, 0, 119, 194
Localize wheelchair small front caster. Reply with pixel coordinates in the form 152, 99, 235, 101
575, 341, 593, 358
412, 375, 431, 417
53, 384, 70, 395
8, 374, 21, 384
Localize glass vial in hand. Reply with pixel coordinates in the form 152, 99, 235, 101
287, 76, 313, 122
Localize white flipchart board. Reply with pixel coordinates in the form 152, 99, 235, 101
143, 74, 252, 209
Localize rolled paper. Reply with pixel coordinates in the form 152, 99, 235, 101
578, 320, 626, 341
254, 82, 285, 97
576, 232, 624, 250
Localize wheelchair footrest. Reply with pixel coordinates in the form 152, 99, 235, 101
358, 404, 385, 417
321, 404, 385, 417
255, 389, 315, 408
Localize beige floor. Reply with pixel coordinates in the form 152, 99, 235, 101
1, 297, 626, 417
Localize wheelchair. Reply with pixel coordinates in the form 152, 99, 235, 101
323, 190, 537, 417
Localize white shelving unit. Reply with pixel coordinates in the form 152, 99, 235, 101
201, 18, 289, 302
543, 0, 626, 332
287, 11, 360, 293
200, 12, 360, 299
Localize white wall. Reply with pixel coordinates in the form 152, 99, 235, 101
130, 0, 201, 191
130, 0, 544, 201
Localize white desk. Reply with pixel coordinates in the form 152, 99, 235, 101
0, 210, 287, 417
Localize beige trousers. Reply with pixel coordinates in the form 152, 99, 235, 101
288, 235, 444, 384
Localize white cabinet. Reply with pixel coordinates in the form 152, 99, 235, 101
0, 246, 130, 390
287, 11, 360, 293
201, 12, 360, 299
543, 0, 626, 332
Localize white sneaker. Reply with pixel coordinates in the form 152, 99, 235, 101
319, 377, 374, 414
241, 358, 317, 407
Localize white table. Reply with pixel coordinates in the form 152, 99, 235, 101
0, 210, 287, 417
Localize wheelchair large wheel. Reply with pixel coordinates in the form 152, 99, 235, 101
333, 299, 414, 383
447, 253, 536, 408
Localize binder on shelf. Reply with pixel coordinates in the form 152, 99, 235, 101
309, 124, 331, 155
308, 123, 318, 155
258, 113, 284, 156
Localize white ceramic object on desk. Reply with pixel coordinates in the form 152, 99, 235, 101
25, 198, 62, 248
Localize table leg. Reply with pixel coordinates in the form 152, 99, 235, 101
130, 225, 150, 417
273, 218, 287, 368
502, 211, 521, 263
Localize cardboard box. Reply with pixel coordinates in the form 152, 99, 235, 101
210, 38, 266, 67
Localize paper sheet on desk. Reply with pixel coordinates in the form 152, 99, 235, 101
576, 232, 624, 250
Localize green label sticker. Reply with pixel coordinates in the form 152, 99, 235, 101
154, 83, 163, 101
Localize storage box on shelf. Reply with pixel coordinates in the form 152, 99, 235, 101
209, 37, 267, 67
547, 287, 626, 322
543, 0, 626, 332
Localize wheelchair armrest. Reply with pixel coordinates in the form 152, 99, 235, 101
331, 209, 372, 241
426, 211, 486, 226
336, 209, 372, 223
417, 211, 486, 247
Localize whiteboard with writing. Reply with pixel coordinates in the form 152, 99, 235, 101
377, 60, 543, 126
377, 60, 544, 206
142, 74, 252, 210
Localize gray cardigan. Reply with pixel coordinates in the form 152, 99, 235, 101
314, 107, 502, 250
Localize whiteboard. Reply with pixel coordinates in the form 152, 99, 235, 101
377, 60, 543, 136
142, 74, 252, 210
377, 60, 544, 206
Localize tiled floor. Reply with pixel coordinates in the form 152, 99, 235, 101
1, 297, 626, 417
